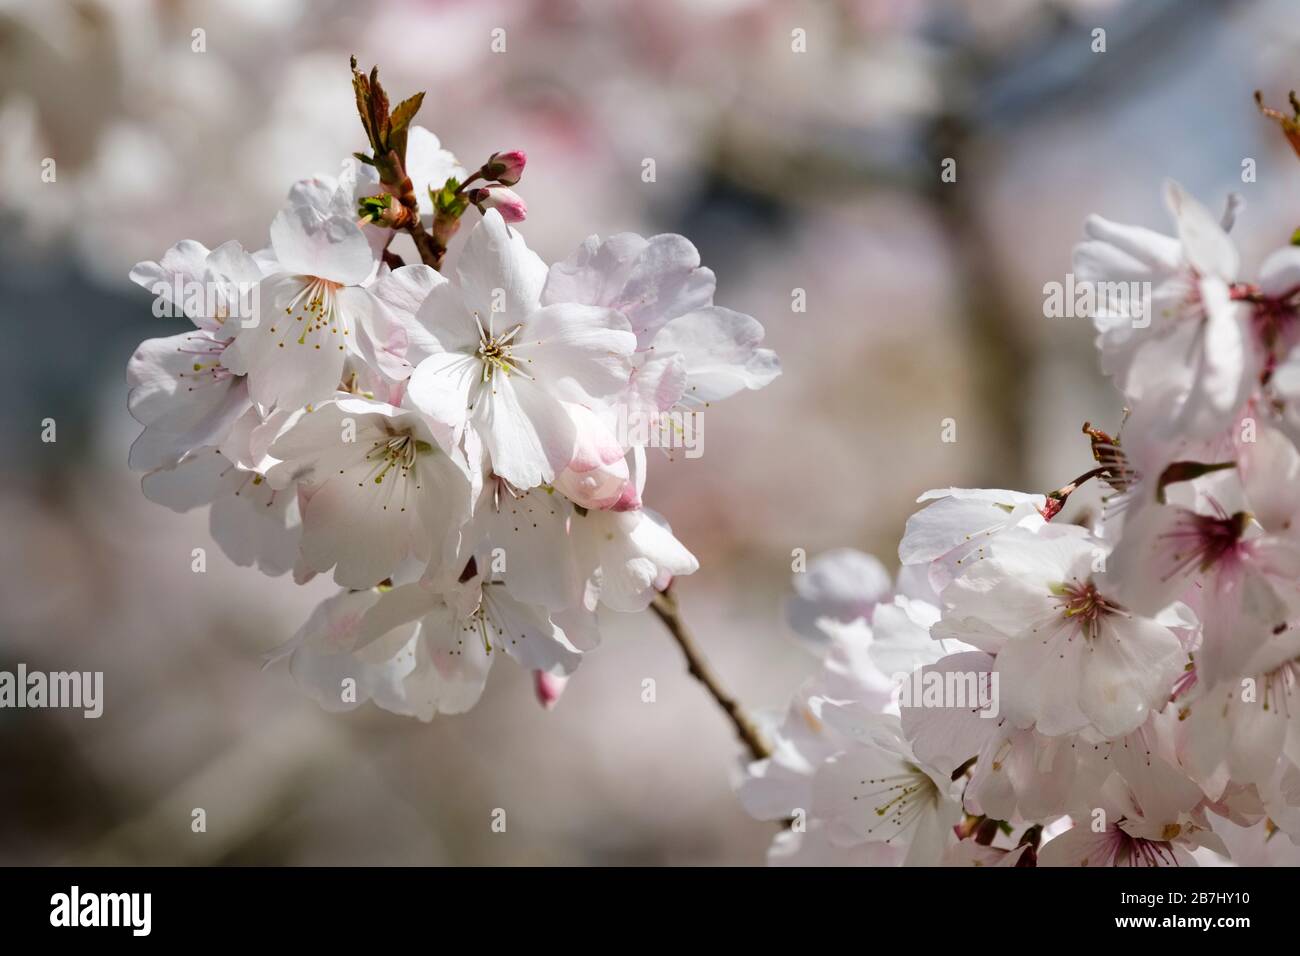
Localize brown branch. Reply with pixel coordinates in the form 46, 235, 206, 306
406, 222, 446, 270
649, 587, 772, 762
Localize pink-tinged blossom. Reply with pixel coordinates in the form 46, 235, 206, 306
223, 168, 405, 412
1072, 180, 1257, 440
404, 210, 635, 490
485, 150, 526, 186
552, 402, 633, 510
939, 524, 1186, 739
540, 231, 779, 437
266, 398, 471, 589
1108, 421, 1300, 687
534, 669, 567, 710
468, 185, 527, 223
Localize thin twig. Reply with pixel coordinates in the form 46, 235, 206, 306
649, 587, 772, 762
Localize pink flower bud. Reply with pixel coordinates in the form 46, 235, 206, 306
610, 479, 642, 512
485, 150, 526, 186
534, 670, 568, 710
554, 403, 632, 510
468, 185, 527, 223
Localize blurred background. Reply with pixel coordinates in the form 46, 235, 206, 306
3, 0, 1298, 865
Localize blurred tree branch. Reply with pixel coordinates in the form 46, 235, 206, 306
650, 587, 772, 762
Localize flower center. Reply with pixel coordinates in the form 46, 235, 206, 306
853, 766, 938, 841
1052, 581, 1117, 640
177, 331, 235, 391
1233, 281, 1300, 357
269, 276, 347, 353
1110, 829, 1180, 866
1157, 509, 1248, 577
364, 431, 431, 486
475, 318, 526, 383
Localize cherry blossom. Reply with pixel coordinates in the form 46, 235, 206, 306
1073, 180, 1256, 439
222, 170, 402, 412
127, 239, 267, 472
737, 173, 1300, 867
404, 210, 637, 490
540, 231, 780, 433
126, 68, 777, 731
266, 397, 471, 588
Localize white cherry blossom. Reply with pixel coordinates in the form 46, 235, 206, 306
1073, 180, 1257, 439
938, 524, 1186, 739
266, 397, 471, 588
223, 178, 401, 412
540, 231, 779, 431
404, 210, 636, 489
127, 239, 268, 471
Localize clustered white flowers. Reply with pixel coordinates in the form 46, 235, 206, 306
123, 59, 1300, 868
125, 63, 778, 721
741, 180, 1300, 867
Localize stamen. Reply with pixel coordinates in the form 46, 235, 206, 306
476, 322, 532, 384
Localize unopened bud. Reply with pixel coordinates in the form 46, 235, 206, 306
468, 185, 527, 223
534, 670, 568, 710
467, 183, 527, 222
554, 403, 632, 510
484, 150, 526, 186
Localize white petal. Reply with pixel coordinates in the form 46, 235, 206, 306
224, 274, 349, 411
1240, 420, 1300, 533
469, 486, 583, 611
899, 651, 999, 774
1077, 615, 1184, 738
141, 448, 239, 511
209, 479, 301, 577
370, 263, 448, 368
481, 587, 582, 674
1258, 244, 1300, 298
126, 332, 250, 470
542, 232, 716, 347
786, 548, 892, 650
269, 203, 376, 286
512, 303, 636, 404
1164, 179, 1239, 279
651, 306, 780, 405
473, 375, 575, 489
455, 209, 547, 328
405, 351, 480, 440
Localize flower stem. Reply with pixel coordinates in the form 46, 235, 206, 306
649, 587, 772, 762
407, 221, 446, 270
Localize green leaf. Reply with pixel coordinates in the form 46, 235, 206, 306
433, 177, 468, 218
357, 194, 392, 223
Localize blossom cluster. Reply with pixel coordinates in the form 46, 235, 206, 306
126, 94, 779, 720
742, 181, 1300, 866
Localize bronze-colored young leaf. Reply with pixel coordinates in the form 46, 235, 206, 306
350, 56, 376, 152
389, 92, 425, 160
